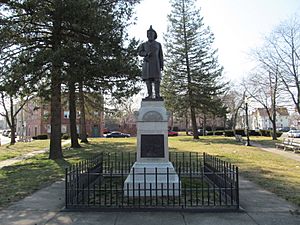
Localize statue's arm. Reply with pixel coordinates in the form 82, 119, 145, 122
138, 43, 147, 57
159, 43, 164, 70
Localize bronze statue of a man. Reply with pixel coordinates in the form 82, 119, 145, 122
138, 26, 164, 100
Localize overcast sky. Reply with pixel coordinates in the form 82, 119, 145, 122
128, 0, 300, 82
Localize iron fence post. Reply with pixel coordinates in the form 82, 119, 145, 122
236, 167, 239, 209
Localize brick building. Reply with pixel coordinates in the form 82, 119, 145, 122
17, 98, 104, 138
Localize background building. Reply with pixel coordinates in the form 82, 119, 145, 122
250, 107, 289, 130
16, 98, 104, 138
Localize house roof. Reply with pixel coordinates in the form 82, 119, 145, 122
255, 107, 289, 117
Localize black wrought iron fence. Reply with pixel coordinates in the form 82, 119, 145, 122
65, 152, 239, 211
203, 153, 239, 207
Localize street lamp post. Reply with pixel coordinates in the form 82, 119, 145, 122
245, 97, 251, 146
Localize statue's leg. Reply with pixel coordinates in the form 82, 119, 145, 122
146, 80, 153, 98
154, 79, 161, 99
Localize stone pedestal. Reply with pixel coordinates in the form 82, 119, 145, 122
124, 100, 180, 196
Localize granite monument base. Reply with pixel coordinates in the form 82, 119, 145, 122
123, 160, 180, 197
123, 100, 180, 197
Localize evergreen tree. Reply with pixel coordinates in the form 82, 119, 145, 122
162, 0, 225, 139
0, 0, 140, 159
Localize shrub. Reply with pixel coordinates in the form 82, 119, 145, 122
214, 131, 224, 135
206, 131, 212, 135
61, 134, 69, 140
259, 130, 272, 137
173, 127, 179, 131
206, 131, 224, 136
235, 129, 246, 136
249, 130, 260, 136
32, 135, 48, 140
224, 130, 234, 137
259, 130, 282, 137
37, 134, 48, 139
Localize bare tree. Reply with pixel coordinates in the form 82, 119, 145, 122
266, 16, 300, 115
222, 86, 245, 135
244, 66, 282, 140
105, 97, 137, 133
0, 94, 30, 145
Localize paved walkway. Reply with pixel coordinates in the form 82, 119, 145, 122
0, 140, 71, 169
0, 176, 299, 225
250, 141, 300, 162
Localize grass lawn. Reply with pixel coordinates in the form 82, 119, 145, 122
168, 135, 300, 206
0, 140, 50, 161
0, 135, 299, 209
249, 135, 281, 147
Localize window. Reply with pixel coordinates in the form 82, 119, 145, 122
47, 124, 51, 133
61, 125, 67, 133
64, 111, 70, 119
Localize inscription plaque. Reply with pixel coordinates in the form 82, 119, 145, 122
141, 134, 164, 158
142, 111, 163, 121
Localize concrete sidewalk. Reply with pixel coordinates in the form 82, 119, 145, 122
250, 141, 300, 162
0, 140, 71, 169
0, 176, 299, 225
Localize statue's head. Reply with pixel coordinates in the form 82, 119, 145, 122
147, 25, 157, 41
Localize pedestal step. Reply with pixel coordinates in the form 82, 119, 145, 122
124, 161, 181, 197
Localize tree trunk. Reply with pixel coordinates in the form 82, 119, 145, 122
78, 81, 88, 143
232, 101, 243, 136
272, 110, 277, 140
185, 113, 189, 135
9, 96, 16, 145
212, 114, 216, 136
49, 64, 63, 159
49, 2, 63, 159
271, 75, 278, 140
203, 114, 207, 136
69, 79, 81, 148
170, 111, 174, 130
182, 0, 198, 140
190, 106, 199, 139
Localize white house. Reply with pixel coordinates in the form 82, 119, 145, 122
250, 107, 289, 130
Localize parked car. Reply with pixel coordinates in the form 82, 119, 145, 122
8, 132, 17, 138
189, 129, 208, 136
168, 130, 178, 136
287, 130, 300, 138
2, 130, 11, 137
198, 129, 208, 136
277, 127, 290, 132
104, 131, 130, 138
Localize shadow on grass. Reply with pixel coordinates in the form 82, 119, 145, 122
250, 139, 278, 148
54, 158, 72, 169
178, 136, 238, 145
0, 153, 68, 208
63, 141, 136, 161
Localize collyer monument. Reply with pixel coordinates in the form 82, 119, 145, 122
138, 25, 164, 100
124, 26, 180, 196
